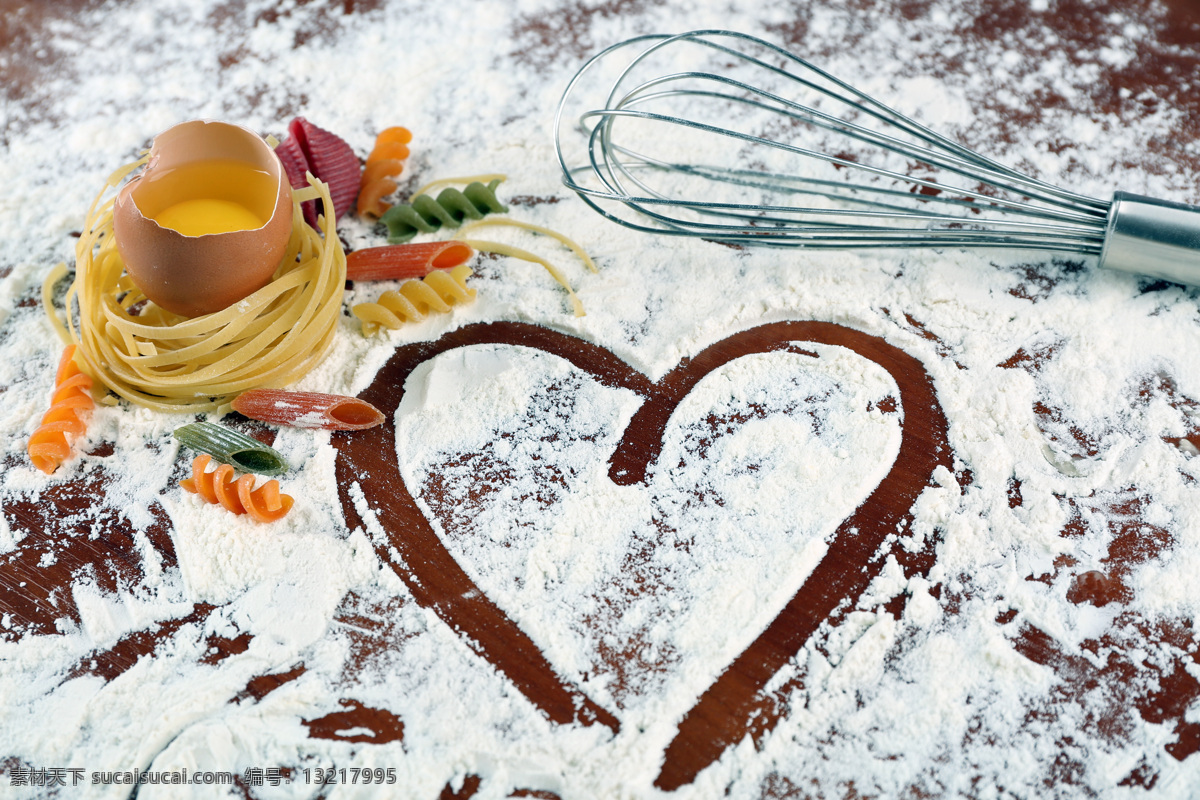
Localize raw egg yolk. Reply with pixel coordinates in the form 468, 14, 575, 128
154, 199, 264, 236
138, 159, 276, 237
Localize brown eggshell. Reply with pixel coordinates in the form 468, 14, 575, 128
113, 120, 293, 318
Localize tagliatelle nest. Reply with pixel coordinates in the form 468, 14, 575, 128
45, 159, 347, 413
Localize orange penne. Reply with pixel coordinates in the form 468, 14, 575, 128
346, 242, 474, 282
231, 389, 385, 431
179, 454, 294, 522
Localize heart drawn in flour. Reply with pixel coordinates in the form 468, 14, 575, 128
333, 320, 951, 790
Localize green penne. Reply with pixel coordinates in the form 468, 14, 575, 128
381, 179, 507, 243
173, 421, 289, 475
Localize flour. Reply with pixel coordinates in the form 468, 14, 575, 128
2, 0, 1200, 797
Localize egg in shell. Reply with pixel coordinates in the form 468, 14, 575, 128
113, 120, 293, 318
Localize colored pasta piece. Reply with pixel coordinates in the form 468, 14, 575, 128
179, 454, 294, 522
380, 179, 507, 243
346, 242, 474, 282
274, 136, 311, 195
352, 264, 476, 335
231, 389, 384, 430
457, 217, 598, 273
279, 117, 362, 226
27, 345, 96, 474
362, 158, 407, 186
174, 421, 289, 475
356, 177, 398, 219
358, 128, 412, 218
367, 140, 410, 163
369, 126, 412, 157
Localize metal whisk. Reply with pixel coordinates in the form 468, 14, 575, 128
555, 30, 1200, 287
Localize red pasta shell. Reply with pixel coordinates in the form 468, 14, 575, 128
292, 117, 361, 222
346, 242, 475, 282
275, 136, 311, 192
279, 117, 363, 227
231, 389, 385, 431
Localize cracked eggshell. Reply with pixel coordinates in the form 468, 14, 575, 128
112, 120, 293, 318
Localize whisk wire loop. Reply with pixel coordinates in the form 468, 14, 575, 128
585, 98, 1108, 229
556, 29, 1114, 254
626, 31, 1111, 213
604, 74, 1076, 214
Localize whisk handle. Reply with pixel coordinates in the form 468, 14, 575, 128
1099, 192, 1200, 287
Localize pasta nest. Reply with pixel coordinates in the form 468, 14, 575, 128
48, 158, 347, 413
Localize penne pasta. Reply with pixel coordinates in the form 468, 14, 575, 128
173, 421, 289, 475
346, 241, 474, 282
231, 389, 384, 430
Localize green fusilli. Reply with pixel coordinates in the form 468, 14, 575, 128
380, 179, 508, 243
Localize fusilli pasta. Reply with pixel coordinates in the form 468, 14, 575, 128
27, 345, 95, 474
352, 264, 476, 335
179, 454, 294, 523
380, 179, 507, 243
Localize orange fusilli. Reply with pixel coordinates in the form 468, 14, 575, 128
28, 345, 95, 474
179, 454, 294, 522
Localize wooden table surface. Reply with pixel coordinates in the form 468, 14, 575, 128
3, 1, 1200, 797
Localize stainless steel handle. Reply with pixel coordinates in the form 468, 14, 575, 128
1099, 191, 1200, 287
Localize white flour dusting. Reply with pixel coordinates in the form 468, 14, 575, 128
1, 0, 1200, 798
